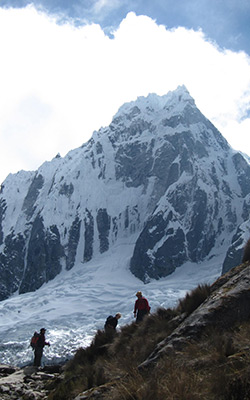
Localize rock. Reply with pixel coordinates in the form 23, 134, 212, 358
0, 364, 18, 376
41, 364, 63, 373
0, 369, 24, 384
23, 366, 38, 376
139, 262, 250, 369
73, 383, 114, 400
0, 384, 10, 393
0, 363, 63, 400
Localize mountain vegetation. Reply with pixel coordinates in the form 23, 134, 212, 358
46, 245, 250, 400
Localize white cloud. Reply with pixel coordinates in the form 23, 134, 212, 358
0, 7, 250, 184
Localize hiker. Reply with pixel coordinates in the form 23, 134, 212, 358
134, 291, 151, 323
33, 328, 50, 367
104, 313, 121, 332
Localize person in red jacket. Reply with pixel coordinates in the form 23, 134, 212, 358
33, 328, 50, 367
133, 291, 151, 323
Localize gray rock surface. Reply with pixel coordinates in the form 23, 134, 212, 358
0, 364, 63, 400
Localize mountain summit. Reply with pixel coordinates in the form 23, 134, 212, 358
0, 86, 250, 300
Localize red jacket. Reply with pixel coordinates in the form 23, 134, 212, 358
134, 297, 150, 313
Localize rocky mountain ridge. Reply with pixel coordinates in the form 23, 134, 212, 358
0, 85, 250, 300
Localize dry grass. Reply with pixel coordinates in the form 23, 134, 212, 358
102, 353, 210, 400
242, 238, 250, 263
48, 329, 115, 400
48, 283, 250, 400
101, 322, 250, 400
177, 283, 211, 315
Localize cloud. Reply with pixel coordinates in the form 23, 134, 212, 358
0, 6, 250, 184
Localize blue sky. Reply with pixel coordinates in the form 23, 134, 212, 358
0, 0, 250, 183
2, 0, 250, 54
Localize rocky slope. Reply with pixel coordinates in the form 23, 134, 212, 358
140, 260, 250, 369
0, 364, 63, 400
0, 85, 250, 300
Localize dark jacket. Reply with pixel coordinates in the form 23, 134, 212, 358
104, 316, 118, 330
36, 332, 49, 348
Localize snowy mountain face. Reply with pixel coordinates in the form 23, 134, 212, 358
0, 86, 250, 301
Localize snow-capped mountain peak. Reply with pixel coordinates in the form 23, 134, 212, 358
0, 86, 249, 300
112, 85, 194, 124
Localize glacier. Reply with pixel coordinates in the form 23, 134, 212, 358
0, 239, 222, 367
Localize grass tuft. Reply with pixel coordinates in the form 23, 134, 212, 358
177, 283, 211, 315
242, 238, 250, 263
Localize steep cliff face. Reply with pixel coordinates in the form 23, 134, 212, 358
129, 95, 250, 281
0, 86, 250, 299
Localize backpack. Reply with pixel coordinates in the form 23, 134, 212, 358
30, 331, 40, 349
105, 315, 114, 327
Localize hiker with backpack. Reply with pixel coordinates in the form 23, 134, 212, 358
104, 313, 121, 332
134, 291, 151, 323
31, 328, 50, 367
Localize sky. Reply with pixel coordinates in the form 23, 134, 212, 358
0, 0, 250, 184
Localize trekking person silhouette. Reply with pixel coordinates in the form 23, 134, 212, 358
33, 328, 50, 367
133, 291, 151, 322
104, 313, 121, 332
